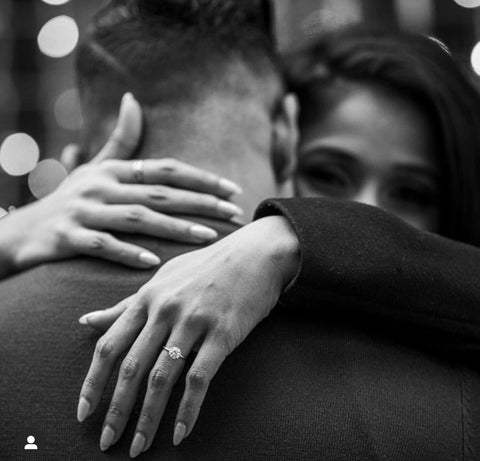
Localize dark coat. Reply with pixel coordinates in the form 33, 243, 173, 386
1, 202, 479, 460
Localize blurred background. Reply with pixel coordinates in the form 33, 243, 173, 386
1, 0, 480, 214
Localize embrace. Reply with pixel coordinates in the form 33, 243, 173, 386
1, 1, 480, 460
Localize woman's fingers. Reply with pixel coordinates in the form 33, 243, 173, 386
67, 228, 161, 268
77, 302, 147, 423
102, 158, 242, 199
130, 323, 202, 458
173, 336, 228, 446
91, 93, 143, 164
99, 320, 171, 453
81, 204, 219, 244
107, 184, 243, 220
78, 297, 132, 332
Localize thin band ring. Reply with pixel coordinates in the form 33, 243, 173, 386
163, 346, 186, 360
132, 160, 145, 184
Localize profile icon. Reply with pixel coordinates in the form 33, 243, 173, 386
24, 436, 38, 450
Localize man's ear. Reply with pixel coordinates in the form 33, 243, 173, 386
271, 93, 299, 183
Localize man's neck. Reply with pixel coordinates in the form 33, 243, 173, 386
84, 95, 292, 219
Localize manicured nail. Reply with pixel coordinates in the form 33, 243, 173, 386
130, 432, 146, 458
190, 225, 218, 241
77, 397, 90, 422
100, 424, 115, 451
78, 314, 90, 325
139, 251, 161, 266
122, 92, 134, 105
219, 178, 243, 196
217, 201, 244, 217
173, 422, 187, 446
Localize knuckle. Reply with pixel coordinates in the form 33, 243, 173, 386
137, 411, 155, 428
179, 397, 196, 415
183, 310, 211, 330
149, 185, 170, 201
87, 232, 111, 252
120, 356, 139, 381
149, 365, 171, 390
160, 158, 179, 172
64, 198, 84, 218
187, 369, 210, 391
128, 302, 149, 323
95, 335, 116, 360
108, 403, 124, 418
150, 297, 180, 324
125, 205, 147, 223
82, 374, 99, 392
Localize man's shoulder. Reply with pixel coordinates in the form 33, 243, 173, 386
0, 217, 240, 309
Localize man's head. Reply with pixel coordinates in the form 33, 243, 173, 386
76, 0, 298, 216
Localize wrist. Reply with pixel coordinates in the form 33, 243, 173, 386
0, 201, 48, 274
254, 216, 300, 289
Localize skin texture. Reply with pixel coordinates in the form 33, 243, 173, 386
78, 85, 443, 456
0, 94, 245, 278
79, 215, 300, 457
81, 85, 298, 220
77, 77, 299, 455
296, 83, 439, 232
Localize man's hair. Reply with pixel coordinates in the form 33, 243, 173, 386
76, 0, 282, 111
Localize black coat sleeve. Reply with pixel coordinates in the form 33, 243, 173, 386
254, 198, 480, 353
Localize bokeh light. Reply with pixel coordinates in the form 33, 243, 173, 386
471, 41, 480, 75
41, 0, 71, 4
453, 0, 480, 7
37, 16, 79, 58
54, 88, 82, 131
28, 159, 68, 199
0, 133, 40, 176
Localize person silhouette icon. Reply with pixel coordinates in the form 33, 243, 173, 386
24, 436, 38, 450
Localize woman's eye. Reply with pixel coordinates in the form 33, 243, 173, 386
390, 186, 437, 208
300, 165, 349, 188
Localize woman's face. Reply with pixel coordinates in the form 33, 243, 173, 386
296, 84, 440, 232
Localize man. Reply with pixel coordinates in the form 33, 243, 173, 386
1, 1, 479, 460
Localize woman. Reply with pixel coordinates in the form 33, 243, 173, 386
75, 28, 480, 456
289, 26, 480, 244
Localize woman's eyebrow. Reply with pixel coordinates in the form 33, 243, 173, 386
299, 145, 358, 164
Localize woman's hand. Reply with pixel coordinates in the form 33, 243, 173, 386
77, 216, 300, 457
0, 93, 243, 276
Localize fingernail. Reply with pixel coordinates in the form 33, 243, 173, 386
139, 252, 161, 266
100, 424, 115, 451
173, 422, 187, 446
122, 92, 134, 104
78, 314, 90, 325
77, 397, 90, 422
190, 225, 218, 241
219, 178, 243, 196
217, 201, 244, 217
130, 432, 146, 458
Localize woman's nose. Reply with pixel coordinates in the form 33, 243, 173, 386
352, 183, 380, 208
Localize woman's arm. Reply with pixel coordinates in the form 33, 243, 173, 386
76, 202, 480, 455
0, 94, 243, 280
256, 197, 480, 349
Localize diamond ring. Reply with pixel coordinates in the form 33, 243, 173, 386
132, 160, 145, 184
163, 346, 185, 360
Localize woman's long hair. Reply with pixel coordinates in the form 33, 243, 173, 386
286, 27, 480, 246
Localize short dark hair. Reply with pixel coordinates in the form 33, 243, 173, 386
76, 0, 282, 111
286, 26, 480, 246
